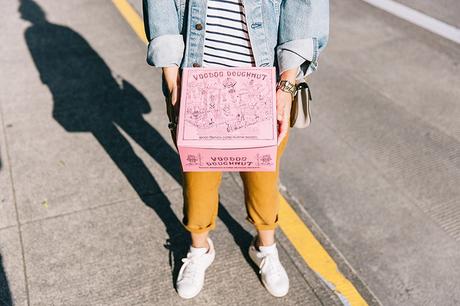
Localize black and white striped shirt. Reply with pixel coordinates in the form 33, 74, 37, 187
202, 0, 256, 68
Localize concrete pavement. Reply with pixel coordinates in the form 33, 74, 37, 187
0, 0, 348, 305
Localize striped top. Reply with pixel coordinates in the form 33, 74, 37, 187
202, 0, 256, 68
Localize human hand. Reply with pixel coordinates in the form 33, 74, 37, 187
277, 67, 298, 144
163, 66, 181, 148
163, 65, 181, 122
276, 89, 292, 145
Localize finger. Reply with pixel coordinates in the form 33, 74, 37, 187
283, 98, 291, 125
167, 105, 175, 124
166, 88, 177, 123
277, 100, 284, 121
278, 107, 291, 144
278, 128, 286, 145
277, 109, 284, 122
173, 87, 181, 117
170, 86, 177, 106
276, 91, 283, 121
277, 120, 285, 145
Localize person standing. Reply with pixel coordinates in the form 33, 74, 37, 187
143, 0, 329, 299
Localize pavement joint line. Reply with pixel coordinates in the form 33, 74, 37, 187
17, 186, 184, 228
0, 224, 17, 232
111, 0, 369, 304
0, 95, 31, 305
359, 0, 460, 44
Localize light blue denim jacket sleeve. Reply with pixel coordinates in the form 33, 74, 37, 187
142, 0, 184, 67
277, 0, 329, 81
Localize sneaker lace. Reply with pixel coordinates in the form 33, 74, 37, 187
178, 253, 200, 280
259, 252, 283, 277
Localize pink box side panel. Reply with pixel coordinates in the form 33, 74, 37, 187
178, 146, 277, 172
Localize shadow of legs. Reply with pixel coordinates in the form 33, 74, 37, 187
0, 255, 12, 306
117, 113, 258, 270
91, 123, 188, 283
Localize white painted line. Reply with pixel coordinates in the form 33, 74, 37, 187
361, 0, 460, 44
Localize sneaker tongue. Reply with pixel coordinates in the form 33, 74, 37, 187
190, 246, 208, 256
258, 243, 277, 254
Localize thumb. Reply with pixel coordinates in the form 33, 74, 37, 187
277, 110, 283, 121
277, 102, 284, 121
170, 86, 178, 106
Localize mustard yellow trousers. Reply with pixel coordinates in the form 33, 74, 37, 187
179, 131, 290, 234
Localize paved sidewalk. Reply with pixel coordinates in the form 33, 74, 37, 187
0, 0, 343, 305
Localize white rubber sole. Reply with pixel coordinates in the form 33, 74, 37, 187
261, 277, 289, 298
177, 287, 203, 300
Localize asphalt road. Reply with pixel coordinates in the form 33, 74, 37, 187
395, 0, 460, 28
280, 0, 460, 305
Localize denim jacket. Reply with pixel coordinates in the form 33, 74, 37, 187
143, 0, 329, 82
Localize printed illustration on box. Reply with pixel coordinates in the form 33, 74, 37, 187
177, 67, 277, 172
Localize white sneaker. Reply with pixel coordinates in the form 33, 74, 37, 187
176, 237, 215, 299
249, 237, 290, 297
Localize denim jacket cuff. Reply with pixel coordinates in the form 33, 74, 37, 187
276, 37, 318, 81
147, 34, 185, 67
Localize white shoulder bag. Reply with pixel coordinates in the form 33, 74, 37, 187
290, 81, 312, 128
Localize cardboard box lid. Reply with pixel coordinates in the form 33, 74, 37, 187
177, 67, 277, 149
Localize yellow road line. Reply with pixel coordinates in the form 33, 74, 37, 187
112, 0, 148, 44
279, 197, 368, 305
111, 1, 368, 304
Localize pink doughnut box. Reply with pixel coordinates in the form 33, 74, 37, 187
176, 66, 277, 172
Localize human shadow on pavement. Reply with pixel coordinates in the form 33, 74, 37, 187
0, 155, 13, 306
20, 0, 255, 285
0, 172, 13, 306
0, 254, 12, 306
